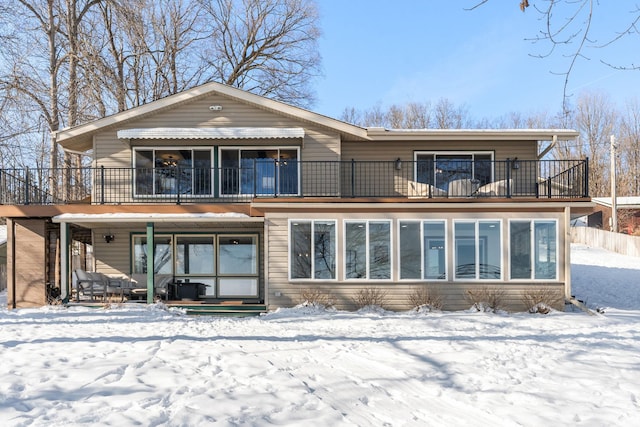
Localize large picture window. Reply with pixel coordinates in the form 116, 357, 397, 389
134, 148, 212, 196
345, 221, 391, 280
220, 147, 299, 196
454, 220, 501, 280
415, 152, 493, 192
132, 233, 258, 297
510, 220, 557, 280
290, 220, 336, 280
399, 220, 447, 280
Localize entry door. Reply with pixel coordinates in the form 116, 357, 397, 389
217, 235, 259, 298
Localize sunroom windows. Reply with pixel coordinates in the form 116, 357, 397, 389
454, 220, 502, 280
510, 220, 557, 280
415, 152, 493, 191
399, 221, 446, 280
345, 221, 391, 280
290, 220, 336, 280
287, 218, 559, 283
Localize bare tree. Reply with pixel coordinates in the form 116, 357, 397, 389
339, 99, 471, 129
433, 98, 471, 129
199, 0, 321, 107
470, 1, 640, 116
572, 91, 617, 197
0, 0, 66, 197
619, 98, 640, 196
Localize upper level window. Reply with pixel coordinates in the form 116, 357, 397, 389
415, 152, 493, 192
220, 148, 299, 196
134, 148, 212, 196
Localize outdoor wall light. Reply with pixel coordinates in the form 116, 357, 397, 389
512, 157, 520, 170
395, 158, 402, 170
103, 234, 115, 243
209, 105, 223, 111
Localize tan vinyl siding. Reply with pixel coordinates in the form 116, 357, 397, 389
341, 139, 537, 161
92, 93, 340, 203
340, 140, 538, 197
265, 209, 567, 312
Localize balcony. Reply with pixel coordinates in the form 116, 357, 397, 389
0, 159, 589, 206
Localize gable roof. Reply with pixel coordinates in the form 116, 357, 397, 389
54, 81, 369, 151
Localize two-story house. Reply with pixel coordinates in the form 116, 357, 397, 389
1, 82, 592, 312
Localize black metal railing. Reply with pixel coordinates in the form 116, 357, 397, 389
0, 159, 589, 205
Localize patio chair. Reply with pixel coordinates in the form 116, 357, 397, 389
448, 179, 479, 197
475, 179, 513, 197
74, 269, 128, 302
407, 181, 447, 198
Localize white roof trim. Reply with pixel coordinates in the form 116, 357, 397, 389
52, 213, 264, 224
592, 197, 640, 209
117, 127, 305, 140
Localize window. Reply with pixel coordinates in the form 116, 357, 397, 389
133, 235, 174, 274
454, 220, 501, 280
176, 236, 215, 275
415, 152, 493, 191
220, 148, 299, 196
132, 233, 259, 297
134, 148, 212, 196
399, 220, 446, 280
345, 221, 391, 280
290, 220, 336, 280
510, 220, 557, 280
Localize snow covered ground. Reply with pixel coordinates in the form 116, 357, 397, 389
1, 244, 639, 426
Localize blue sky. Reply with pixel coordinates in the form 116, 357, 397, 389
313, 1, 640, 122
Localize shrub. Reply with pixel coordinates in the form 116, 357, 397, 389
521, 288, 563, 314
466, 286, 506, 313
407, 286, 443, 311
298, 288, 334, 309
353, 287, 388, 310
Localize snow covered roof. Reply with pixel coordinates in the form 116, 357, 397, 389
52, 213, 263, 224
117, 127, 305, 140
593, 197, 640, 209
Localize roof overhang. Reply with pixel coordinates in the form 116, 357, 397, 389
365, 128, 580, 141
116, 127, 304, 140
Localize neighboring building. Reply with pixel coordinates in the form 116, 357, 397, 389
588, 197, 640, 235
0, 82, 593, 310
0, 225, 6, 292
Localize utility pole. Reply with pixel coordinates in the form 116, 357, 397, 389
610, 135, 618, 232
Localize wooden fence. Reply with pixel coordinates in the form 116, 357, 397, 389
571, 227, 640, 257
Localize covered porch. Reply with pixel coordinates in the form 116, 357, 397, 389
52, 210, 266, 306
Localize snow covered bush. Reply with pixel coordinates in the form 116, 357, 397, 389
521, 288, 563, 314
465, 287, 506, 313
353, 287, 388, 310
407, 286, 443, 312
298, 288, 335, 309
